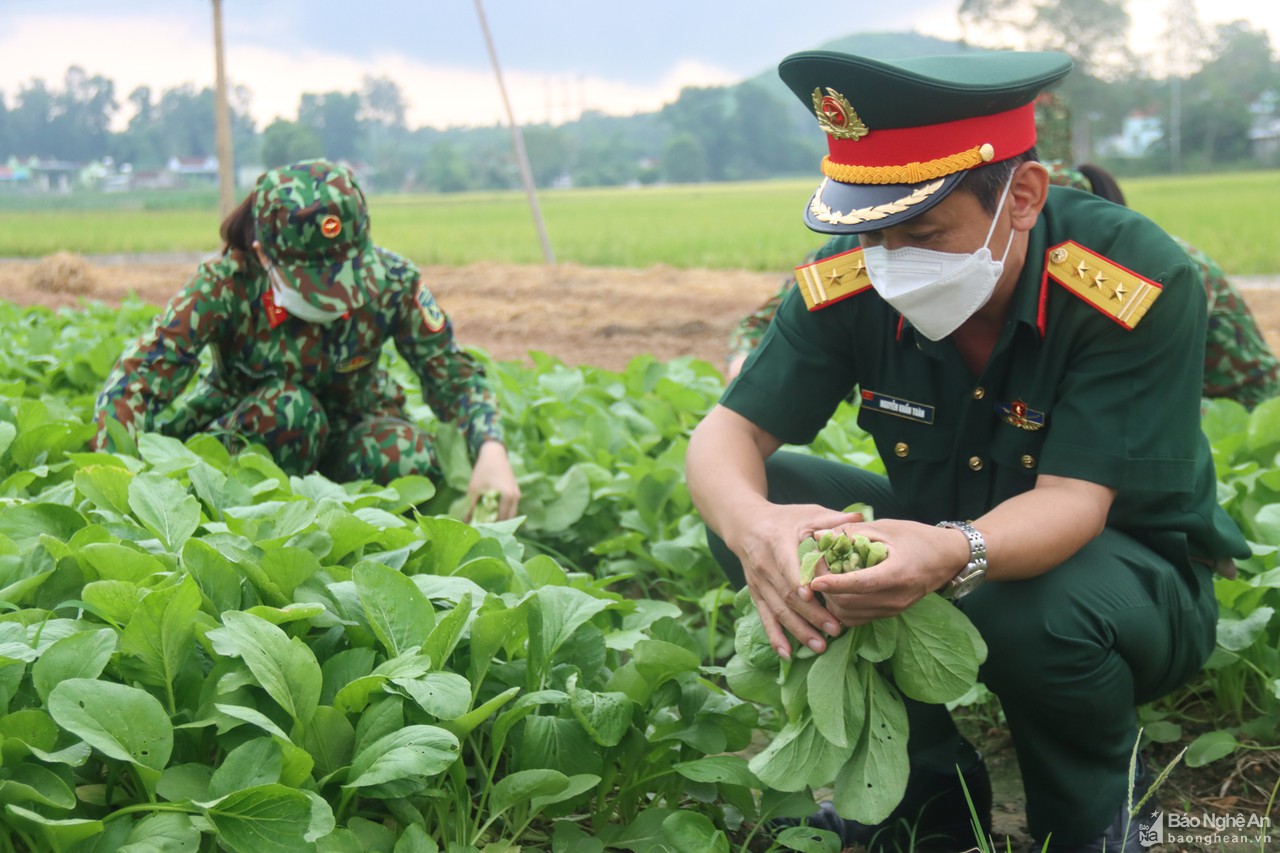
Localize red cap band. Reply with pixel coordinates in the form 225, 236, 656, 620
827, 102, 1037, 171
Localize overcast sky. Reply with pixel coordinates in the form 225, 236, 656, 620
3, 0, 1277, 130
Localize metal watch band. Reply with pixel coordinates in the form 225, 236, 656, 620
936, 520, 988, 598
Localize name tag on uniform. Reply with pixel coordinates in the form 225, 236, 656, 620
860, 390, 935, 424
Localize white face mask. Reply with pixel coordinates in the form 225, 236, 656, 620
862, 175, 1016, 341
266, 262, 347, 325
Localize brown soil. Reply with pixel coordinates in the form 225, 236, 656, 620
4, 254, 1276, 373
2, 255, 1277, 850
0, 255, 786, 374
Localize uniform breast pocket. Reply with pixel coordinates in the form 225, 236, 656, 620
990, 424, 1048, 492
857, 407, 954, 501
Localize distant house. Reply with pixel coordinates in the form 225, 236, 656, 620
120, 168, 171, 190
77, 159, 111, 188
0, 163, 27, 188
1097, 113, 1164, 158
1248, 92, 1280, 164
1, 154, 242, 194
26, 158, 81, 193
167, 155, 220, 184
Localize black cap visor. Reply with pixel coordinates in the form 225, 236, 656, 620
803, 171, 968, 235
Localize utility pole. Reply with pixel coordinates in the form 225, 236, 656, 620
212, 0, 236, 216
473, 0, 555, 265
1163, 0, 1204, 175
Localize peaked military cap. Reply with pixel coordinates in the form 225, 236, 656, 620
253, 159, 381, 314
779, 50, 1073, 234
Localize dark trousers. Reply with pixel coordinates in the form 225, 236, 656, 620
707, 451, 1217, 844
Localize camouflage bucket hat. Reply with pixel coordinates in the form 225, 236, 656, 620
252, 159, 381, 313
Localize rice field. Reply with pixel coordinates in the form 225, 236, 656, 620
0, 171, 1276, 274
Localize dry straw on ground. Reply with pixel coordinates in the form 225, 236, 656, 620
27, 251, 100, 296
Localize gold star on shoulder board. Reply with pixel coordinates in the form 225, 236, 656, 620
794, 247, 874, 310
1045, 240, 1163, 330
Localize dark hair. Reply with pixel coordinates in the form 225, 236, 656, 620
219, 192, 257, 255
956, 148, 1038, 214
1075, 163, 1127, 206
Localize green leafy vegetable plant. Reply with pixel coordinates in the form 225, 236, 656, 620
729, 531, 987, 826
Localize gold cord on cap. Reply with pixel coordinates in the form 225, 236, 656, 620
820, 144, 995, 185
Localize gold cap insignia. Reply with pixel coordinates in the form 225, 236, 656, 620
320, 215, 342, 239
811, 87, 868, 141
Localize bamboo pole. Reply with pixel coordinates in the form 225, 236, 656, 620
473, 0, 556, 265
212, 0, 236, 216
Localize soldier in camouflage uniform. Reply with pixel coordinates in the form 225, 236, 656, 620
1032, 90, 1074, 164
728, 161, 1280, 409
92, 159, 521, 518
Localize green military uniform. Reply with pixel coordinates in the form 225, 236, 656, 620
93, 161, 502, 483
1044, 161, 1280, 406
724, 185, 1252, 847
712, 50, 1252, 849
732, 163, 1280, 410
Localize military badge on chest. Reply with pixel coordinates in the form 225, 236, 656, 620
996, 399, 1046, 431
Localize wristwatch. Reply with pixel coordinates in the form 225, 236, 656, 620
936, 520, 988, 600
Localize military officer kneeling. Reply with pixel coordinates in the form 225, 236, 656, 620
685, 49, 1248, 852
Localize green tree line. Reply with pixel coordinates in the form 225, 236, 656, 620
0, 20, 1276, 194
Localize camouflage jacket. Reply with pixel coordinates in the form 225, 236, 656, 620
93, 247, 504, 456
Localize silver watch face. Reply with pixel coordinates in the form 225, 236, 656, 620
950, 569, 987, 600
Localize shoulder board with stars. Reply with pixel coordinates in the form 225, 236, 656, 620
1045, 241, 1162, 330
794, 246, 873, 311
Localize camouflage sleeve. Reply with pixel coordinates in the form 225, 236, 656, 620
728, 249, 823, 359
728, 284, 788, 359
1033, 92, 1073, 165
91, 265, 235, 451
393, 275, 504, 458
1177, 237, 1280, 408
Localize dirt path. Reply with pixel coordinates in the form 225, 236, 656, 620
6, 253, 1278, 373
0, 254, 783, 373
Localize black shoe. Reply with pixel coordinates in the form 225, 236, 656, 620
1033, 756, 1155, 853
774, 748, 993, 852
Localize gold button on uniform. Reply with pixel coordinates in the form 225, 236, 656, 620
895, 442, 910, 457
968, 456, 984, 471
1021, 454, 1036, 469
972, 386, 985, 400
